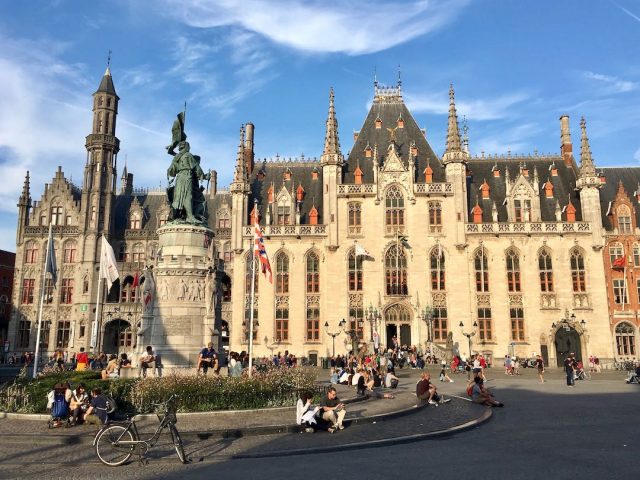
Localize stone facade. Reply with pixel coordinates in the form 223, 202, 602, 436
6, 68, 637, 367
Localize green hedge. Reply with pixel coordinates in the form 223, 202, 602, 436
1, 367, 317, 414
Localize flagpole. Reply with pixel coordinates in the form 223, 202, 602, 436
91, 237, 104, 350
33, 223, 52, 378
248, 221, 257, 378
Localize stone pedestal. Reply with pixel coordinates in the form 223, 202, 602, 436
150, 224, 214, 367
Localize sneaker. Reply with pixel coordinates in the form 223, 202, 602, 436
449, 379, 454, 383
338, 424, 345, 430
327, 427, 335, 434
441, 397, 451, 404
428, 400, 438, 405
304, 427, 314, 433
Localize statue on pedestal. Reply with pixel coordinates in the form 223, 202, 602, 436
165, 112, 210, 225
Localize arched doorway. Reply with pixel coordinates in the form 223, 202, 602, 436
103, 319, 133, 355
384, 304, 412, 349
554, 327, 582, 367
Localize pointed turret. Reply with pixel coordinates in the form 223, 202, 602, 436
95, 66, 118, 97
16, 171, 32, 243
320, 88, 343, 166
232, 125, 248, 186
579, 117, 596, 178
19, 171, 31, 206
444, 84, 463, 157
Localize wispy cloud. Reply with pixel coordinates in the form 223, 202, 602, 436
405, 90, 531, 121
635, 146, 640, 162
583, 70, 637, 93
162, 0, 471, 55
472, 122, 542, 156
610, 0, 640, 23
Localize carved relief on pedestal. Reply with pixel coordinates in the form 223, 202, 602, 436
540, 293, 557, 309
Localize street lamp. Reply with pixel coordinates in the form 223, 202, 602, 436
342, 317, 364, 355
324, 321, 342, 358
420, 306, 434, 343
365, 304, 381, 347
552, 309, 586, 333
459, 321, 478, 359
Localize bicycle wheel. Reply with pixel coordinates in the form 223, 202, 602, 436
95, 424, 135, 466
169, 424, 187, 464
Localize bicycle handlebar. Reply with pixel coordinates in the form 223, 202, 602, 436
150, 394, 179, 409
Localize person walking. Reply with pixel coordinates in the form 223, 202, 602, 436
535, 354, 545, 383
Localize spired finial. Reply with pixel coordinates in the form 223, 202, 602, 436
397, 64, 402, 87
374, 66, 378, 87
107, 49, 112, 68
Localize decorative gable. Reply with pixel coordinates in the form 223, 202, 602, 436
381, 144, 406, 173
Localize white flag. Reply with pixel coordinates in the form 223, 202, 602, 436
100, 236, 119, 289
355, 243, 371, 258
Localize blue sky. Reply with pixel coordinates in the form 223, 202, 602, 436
1, 0, 639, 251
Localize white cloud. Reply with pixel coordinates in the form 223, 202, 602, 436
635, 146, 640, 162
163, 0, 471, 55
472, 123, 542, 156
583, 71, 637, 94
405, 90, 531, 121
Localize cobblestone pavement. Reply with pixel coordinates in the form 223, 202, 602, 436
0, 367, 635, 479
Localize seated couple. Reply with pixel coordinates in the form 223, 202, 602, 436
296, 387, 346, 433
468, 376, 504, 407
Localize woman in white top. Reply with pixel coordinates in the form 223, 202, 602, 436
296, 391, 334, 433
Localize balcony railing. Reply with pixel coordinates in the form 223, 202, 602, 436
465, 222, 591, 234
243, 224, 327, 237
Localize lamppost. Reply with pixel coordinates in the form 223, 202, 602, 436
324, 321, 342, 358
459, 321, 478, 359
341, 318, 363, 355
365, 304, 381, 350
264, 335, 280, 358
420, 306, 434, 343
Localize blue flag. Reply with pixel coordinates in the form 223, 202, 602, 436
45, 224, 57, 286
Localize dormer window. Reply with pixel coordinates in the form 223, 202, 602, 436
130, 212, 141, 230
283, 169, 291, 181
365, 145, 372, 158
354, 165, 363, 185
311, 169, 319, 180
514, 199, 531, 222
617, 205, 632, 233
296, 185, 305, 202
375, 117, 382, 129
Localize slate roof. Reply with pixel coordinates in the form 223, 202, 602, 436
95, 67, 118, 98
344, 93, 444, 184
599, 167, 640, 229
248, 160, 323, 224
466, 155, 582, 222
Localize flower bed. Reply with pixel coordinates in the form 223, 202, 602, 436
0, 367, 317, 414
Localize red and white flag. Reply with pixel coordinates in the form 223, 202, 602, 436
612, 255, 626, 269
254, 219, 272, 283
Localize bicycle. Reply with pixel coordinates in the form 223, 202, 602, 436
93, 394, 187, 466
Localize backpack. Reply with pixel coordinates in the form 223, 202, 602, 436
51, 393, 69, 418
96, 395, 117, 414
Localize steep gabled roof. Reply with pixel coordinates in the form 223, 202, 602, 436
599, 168, 640, 229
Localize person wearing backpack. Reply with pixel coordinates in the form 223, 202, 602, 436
84, 388, 113, 425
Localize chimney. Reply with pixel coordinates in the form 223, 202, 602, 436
560, 115, 573, 167
244, 122, 255, 175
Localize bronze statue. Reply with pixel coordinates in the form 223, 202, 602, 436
165, 112, 210, 225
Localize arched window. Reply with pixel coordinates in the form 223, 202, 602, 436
348, 249, 363, 291
245, 254, 259, 294
119, 243, 128, 262
306, 252, 320, 293
506, 248, 521, 292
609, 242, 624, 266
275, 252, 289, 294
348, 202, 362, 235
223, 242, 232, 263
385, 186, 405, 234
474, 247, 489, 292
634, 243, 640, 267
24, 241, 38, 264
428, 202, 442, 233
617, 205, 632, 234
538, 249, 554, 292
430, 247, 445, 290
217, 209, 230, 229
63, 240, 77, 263
132, 243, 144, 265
130, 212, 141, 230
570, 248, 586, 292
615, 322, 636, 356
277, 197, 291, 225
385, 245, 408, 295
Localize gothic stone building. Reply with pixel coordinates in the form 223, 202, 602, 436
7, 68, 637, 367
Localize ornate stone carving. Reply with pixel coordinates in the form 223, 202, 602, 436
476, 293, 491, 307
540, 293, 557, 309
573, 293, 590, 309
275, 295, 289, 307
348, 293, 363, 307
508, 294, 523, 306
431, 292, 447, 307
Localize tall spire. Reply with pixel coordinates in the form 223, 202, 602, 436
320, 87, 343, 165
232, 125, 248, 187
445, 84, 462, 154
442, 84, 467, 164
95, 62, 118, 97
19, 171, 31, 205
579, 117, 596, 177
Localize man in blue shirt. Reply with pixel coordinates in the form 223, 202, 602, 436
198, 342, 217, 375
84, 388, 110, 425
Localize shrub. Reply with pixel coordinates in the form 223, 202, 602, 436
0, 367, 317, 414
